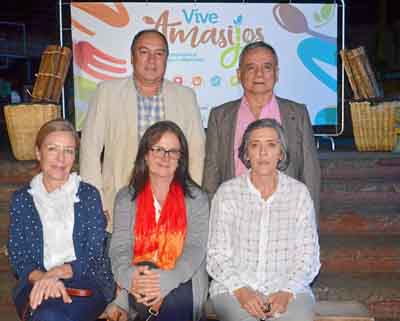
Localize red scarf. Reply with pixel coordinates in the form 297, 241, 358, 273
133, 180, 187, 270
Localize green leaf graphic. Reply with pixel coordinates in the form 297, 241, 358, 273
314, 12, 322, 23
314, 4, 334, 27
321, 4, 333, 20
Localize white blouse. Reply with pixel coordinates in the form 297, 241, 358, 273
29, 173, 80, 270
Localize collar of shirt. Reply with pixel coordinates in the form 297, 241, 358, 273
245, 170, 279, 203
132, 76, 164, 97
153, 192, 162, 223
241, 94, 280, 121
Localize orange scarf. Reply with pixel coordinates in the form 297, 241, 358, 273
132, 180, 187, 270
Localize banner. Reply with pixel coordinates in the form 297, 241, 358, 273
70, 2, 338, 130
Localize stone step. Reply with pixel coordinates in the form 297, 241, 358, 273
0, 204, 9, 236
313, 272, 400, 320
319, 155, 400, 195
0, 271, 16, 305
0, 184, 20, 204
319, 152, 400, 165
0, 160, 39, 185
0, 185, 24, 246
321, 192, 400, 213
322, 180, 398, 193
320, 211, 400, 235
321, 165, 400, 181
0, 244, 10, 273
320, 235, 400, 273
0, 305, 18, 321
0, 159, 78, 185
369, 300, 400, 321
321, 191, 400, 205
320, 158, 400, 179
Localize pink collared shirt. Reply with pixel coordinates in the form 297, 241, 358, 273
234, 95, 281, 176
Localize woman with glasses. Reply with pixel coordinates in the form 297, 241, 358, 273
109, 120, 209, 321
7, 119, 115, 321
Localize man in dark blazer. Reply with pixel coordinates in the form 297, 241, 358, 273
202, 41, 320, 214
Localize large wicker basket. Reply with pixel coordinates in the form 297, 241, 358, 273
4, 104, 60, 160
350, 99, 398, 151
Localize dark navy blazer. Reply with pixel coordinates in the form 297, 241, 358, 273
8, 181, 116, 303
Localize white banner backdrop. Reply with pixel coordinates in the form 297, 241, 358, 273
70, 2, 338, 130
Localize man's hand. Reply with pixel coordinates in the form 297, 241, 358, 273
233, 287, 266, 319
264, 291, 293, 318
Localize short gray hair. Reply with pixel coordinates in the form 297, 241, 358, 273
238, 41, 278, 67
238, 118, 289, 171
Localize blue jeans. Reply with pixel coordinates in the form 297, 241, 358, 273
15, 279, 107, 321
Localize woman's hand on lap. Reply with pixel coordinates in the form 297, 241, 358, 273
234, 287, 266, 319
29, 274, 71, 309
264, 291, 293, 318
131, 268, 161, 306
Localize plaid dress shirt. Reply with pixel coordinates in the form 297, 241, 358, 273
207, 171, 320, 298
136, 81, 165, 138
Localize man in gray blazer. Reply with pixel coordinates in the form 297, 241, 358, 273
202, 41, 320, 213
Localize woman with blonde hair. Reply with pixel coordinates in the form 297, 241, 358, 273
8, 119, 115, 321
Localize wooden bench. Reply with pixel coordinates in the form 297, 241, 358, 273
204, 300, 374, 321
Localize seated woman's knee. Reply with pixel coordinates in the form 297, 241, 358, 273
32, 305, 70, 321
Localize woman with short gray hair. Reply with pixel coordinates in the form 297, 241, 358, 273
238, 118, 289, 171
207, 118, 320, 321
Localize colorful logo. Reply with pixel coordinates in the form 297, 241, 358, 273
230, 75, 240, 87
210, 75, 222, 87
192, 76, 203, 87
173, 76, 184, 85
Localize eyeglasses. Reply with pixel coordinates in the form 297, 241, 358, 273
45, 144, 75, 157
150, 146, 181, 160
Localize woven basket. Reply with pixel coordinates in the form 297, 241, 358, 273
350, 100, 398, 151
4, 104, 60, 160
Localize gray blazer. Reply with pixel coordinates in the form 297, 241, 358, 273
109, 185, 209, 321
202, 97, 321, 213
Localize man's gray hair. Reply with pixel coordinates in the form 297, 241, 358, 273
238, 118, 289, 171
238, 41, 278, 67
